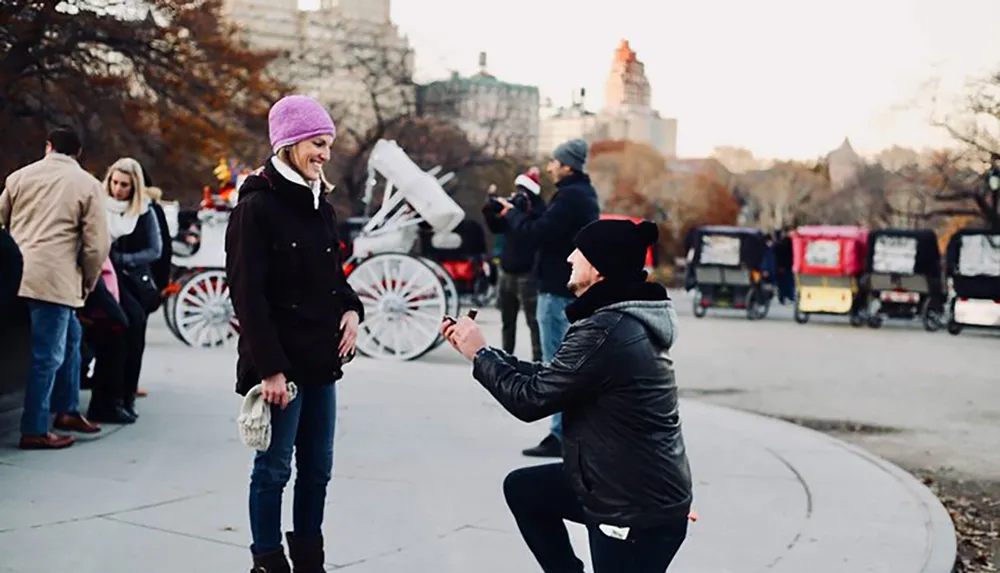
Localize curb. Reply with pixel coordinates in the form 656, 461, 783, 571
688, 400, 957, 573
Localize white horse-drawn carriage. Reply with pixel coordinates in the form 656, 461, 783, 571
161, 139, 467, 360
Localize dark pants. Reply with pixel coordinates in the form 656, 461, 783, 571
249, 383, 337, 555
498, 270, 541, 361
503, 463, 688, 573
118, 287, 148, 407
83, 324, 128, 414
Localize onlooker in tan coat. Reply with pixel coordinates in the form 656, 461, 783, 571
0, 125, 111, 449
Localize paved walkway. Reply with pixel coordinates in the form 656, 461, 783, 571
0, 309, 955, 572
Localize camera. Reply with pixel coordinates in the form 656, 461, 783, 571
483, 189, 528, 216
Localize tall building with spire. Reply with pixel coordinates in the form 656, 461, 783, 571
538, 40, 678, 158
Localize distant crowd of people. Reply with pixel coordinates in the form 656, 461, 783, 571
1, 126, 173, 450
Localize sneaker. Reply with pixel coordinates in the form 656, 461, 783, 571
522, 434, 562, 458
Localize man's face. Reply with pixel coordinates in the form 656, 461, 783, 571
567, 248, 601, 296
546, 159, 571, 183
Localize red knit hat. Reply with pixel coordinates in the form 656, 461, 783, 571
514, 168, 541, 195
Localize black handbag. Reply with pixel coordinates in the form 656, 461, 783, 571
119, 265, 160, 313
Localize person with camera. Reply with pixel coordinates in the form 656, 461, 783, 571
482, 168, 546, 362
493, 139, 599, 458
441, 218, 691, 573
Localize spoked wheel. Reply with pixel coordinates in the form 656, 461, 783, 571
348, 253, 450, 361
418, 257, 461, 352
162, 293, 180, 339
171, 269, 239, 347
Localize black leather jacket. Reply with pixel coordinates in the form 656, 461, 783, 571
472, 279, 692, 528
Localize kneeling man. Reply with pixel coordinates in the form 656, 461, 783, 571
443, 218, 693, 573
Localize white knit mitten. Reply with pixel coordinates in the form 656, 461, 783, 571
237, 382, 298, 451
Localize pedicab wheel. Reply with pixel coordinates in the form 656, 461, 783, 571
849, 311, 865, 327
692, 290, 707, 318
418, 257, 461, 352
946, 320, 962, 336
793, 295, 809, 324
171, 269, 239, 347
920, 299, 942, 332
867, 314, 884, 328
745, 290, 770, 321
347, 253, 449, 361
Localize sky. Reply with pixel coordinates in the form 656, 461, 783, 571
302, 0, 1000, 161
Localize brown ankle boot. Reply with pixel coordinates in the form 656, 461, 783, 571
286, 532, 325, 573
250, 547, 290, 573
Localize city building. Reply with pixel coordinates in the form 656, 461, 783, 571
417, 53, 540, 157
220, 0, 414, 132
537, 39, 678, 159
537, 90, 601, 158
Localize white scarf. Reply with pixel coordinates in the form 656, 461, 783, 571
271, 156, 322, 210
105, 196, 148, 241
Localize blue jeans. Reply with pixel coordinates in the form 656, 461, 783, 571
536, 293, 573, 441
20, 300, 82, 435
249, 383, 337, 555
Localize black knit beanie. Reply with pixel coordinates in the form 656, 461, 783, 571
575, 219, 658, 281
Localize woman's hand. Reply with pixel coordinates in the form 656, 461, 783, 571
339, 310, 359, 357
261, 373, 290, 409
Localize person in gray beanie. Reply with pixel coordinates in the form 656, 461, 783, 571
493, 137, 599, 457
551, 138, 589, 172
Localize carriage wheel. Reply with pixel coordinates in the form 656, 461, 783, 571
418, 257, 461, 352
171, 269, 238, 347
162, 293, 180, 339
348, 253, 449, 361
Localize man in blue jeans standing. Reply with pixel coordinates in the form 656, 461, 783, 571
495, 138, 599, 457
0, 126, 110, 449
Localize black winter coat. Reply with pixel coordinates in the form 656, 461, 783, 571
483, 188, 545, 274
472, 279, 692, 529
225, 159, 364, 395
503, 171, 599, 297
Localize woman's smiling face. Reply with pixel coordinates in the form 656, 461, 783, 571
289, 135, 334, 181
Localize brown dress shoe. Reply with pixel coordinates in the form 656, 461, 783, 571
53, 413, 101, 434
19, 433, 76, 450
135, 388, 148, 398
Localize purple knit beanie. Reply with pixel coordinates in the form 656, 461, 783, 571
268, 95, 337, 153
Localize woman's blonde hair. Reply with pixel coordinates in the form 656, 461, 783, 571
277, 145, 332, 192
102, 157, 148, 215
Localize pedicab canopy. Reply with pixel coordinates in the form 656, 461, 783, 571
791, 225, 868, 276
865, 228, 941, 277
945, 228, 1000, 299
690, 226, 768, 269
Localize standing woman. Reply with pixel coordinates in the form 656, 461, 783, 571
225, 95, 364, 573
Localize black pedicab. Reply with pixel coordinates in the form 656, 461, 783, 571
689, 226, 774, 320
862, 228, 945, 331
944, 228, 1000, 335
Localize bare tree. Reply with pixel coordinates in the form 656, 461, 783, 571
736, 161, 830, 229
275, 22, 528, 213
929, 69, 1000, 228
0, 0, 285, 202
